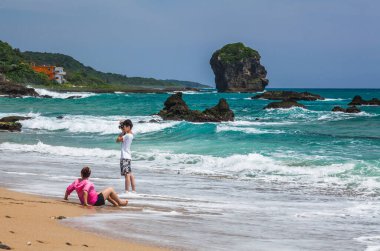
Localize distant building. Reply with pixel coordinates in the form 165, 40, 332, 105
32, 65, 66, 84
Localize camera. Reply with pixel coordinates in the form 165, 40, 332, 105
118, 122, 124, 129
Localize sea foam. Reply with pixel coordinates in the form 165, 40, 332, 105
19, 114, 180, 135
33, 88, 96, 99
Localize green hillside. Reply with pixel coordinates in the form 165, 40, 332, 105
1, 40, 208, 91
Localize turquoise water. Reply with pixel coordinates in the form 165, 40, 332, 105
0, 88, 379, 250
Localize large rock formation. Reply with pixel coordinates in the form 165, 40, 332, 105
210, 43, 268, 92
332, 106, 361, 113
264, 100, 306, 109
252, 91, 324, 101
348, 96, 380, 106
158, 92, 234, 122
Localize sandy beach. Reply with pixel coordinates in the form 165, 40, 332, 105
0, 187, 168, 251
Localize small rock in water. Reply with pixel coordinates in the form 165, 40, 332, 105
56, 115, 64, 119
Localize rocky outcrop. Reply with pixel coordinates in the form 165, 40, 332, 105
210, 43, 268, 92
0, 79, 39, 98
0, 122, 22, 131
158, 92, 234, 122
264, 100, 306, 109
252, 91, 324, 101
348, 96, 380, 106
332, 106, 361, 113
0, 116, 31, 122
0, 116, 31, 131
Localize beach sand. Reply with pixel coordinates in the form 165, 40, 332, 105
0, 188, 168, 251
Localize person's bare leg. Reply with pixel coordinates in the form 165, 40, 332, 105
101, 187, 128, 206
107, 196, 118, 206
125, 174, 131, 192
130, 173, 136, 192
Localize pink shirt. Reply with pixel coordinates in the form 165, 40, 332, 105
66, 178, 98, 205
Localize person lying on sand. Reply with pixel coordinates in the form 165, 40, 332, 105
64, 166, 128, 207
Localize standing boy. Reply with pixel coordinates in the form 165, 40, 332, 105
116, 119, 135, 193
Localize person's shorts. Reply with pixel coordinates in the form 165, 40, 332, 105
94, 193, 105, 206
120, 159, 132, 176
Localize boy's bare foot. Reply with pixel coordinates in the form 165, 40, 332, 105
132, 190, 136, 193
119, 200, 128, 206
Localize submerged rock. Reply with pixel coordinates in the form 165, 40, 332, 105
264, 100, 306, 109
252, 91, 324, 101
66, 95, 82, 99
348, 95, 380, 106
158, 92, 234, 122
332, 106, 361, 113
210, 42, 268, 92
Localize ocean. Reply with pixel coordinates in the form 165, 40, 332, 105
0, 88, 379, 251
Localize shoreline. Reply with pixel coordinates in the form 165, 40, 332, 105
0, 187, 169, 251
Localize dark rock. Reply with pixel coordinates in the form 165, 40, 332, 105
66, 95, 82, 99
149, 119, 160, 123
0, 116, 31, 122
264, 100, 306, 109
332, 106, 361, 113
348, 95, 380, 106
346, 106, 361, 113
332, 106, 346, 112
210, 43, 268, 92
252, 91, 324, 101
158, 92, 234, 122
138, 120, 146, 123
202, 98, 235, 122
56, 116, 64, 119
0, 80, 39, 97
0, 122, 22, 131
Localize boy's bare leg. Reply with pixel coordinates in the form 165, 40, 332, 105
130, 173, 136, 192
125, 174, 131, 192
101, 187, 128, 206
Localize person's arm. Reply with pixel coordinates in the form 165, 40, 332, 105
64, 190, 69, 200
83, 191, 89, 206
116, 132, 125, 143
64, 180, 76, 200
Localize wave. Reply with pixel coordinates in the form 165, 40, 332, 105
0, 141, 119, 158
319, 98, 349, 102
1, 142, 378, 196
18, 114, 180, 135
216, 124, 285, 134
33, 88, 97, 99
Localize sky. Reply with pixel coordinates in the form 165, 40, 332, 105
0, 0, 379, 88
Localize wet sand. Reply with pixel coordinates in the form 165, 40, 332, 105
0, 187, 168, 251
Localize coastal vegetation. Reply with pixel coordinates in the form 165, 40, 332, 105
216, 42, 260, 63
0, 40, 208, 91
